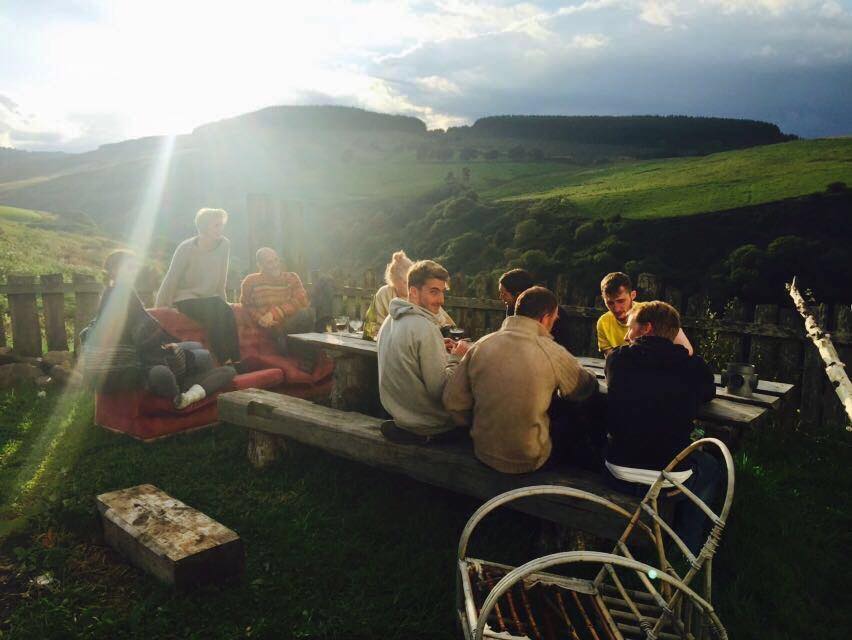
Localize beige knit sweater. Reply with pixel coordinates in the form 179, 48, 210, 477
443, 315, 599, 473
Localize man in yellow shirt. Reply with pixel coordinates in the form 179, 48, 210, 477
596, 272, 693, 356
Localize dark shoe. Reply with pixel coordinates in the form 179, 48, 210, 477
380, 421, 430, 445
380, 421, 465, 445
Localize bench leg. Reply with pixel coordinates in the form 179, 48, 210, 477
247, 430, 285, 468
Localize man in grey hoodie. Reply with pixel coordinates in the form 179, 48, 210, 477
377, 260, 470, 442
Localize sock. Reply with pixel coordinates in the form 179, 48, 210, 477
174, 384, 206, 410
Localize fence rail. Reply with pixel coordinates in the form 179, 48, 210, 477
1, 271, 849, 430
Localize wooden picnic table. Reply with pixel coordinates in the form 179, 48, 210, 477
288, 332, 796, 435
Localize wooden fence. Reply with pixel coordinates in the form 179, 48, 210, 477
1, 271, 849, 430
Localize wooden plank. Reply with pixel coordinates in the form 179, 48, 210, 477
40, 274, 68, 352
0, 281, 104, 295
749, 304, 779, 380
799, 304, 828, 429
0, 306, 6, 348
73, 273, 101, 354
219, 389, 639, 540
96, 484, 244, 588
7, 274, 42, 358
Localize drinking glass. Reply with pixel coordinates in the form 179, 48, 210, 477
449, 327, 465, 340
349, 318, 363, 335
334, 315, 349, 335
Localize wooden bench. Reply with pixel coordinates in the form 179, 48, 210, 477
218, 388, 640, 541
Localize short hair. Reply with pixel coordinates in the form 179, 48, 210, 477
256, 247, 278, 263
499, 268, 535, 297
516, 286, 558, 320
629, 300, 680, 341
601, 272, 632, 296
407, 260, 450, 290
385, 250, 413, 287
195, 207, 228, 232
103, 249, 136, 282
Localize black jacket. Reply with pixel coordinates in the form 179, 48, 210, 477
605, 335, 715, 470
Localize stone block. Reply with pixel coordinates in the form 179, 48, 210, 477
96, 484, 244, 588
0, 363, 42, 389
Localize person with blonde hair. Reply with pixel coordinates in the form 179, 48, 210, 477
363, 250, 454, 339
155, 207, 240, 363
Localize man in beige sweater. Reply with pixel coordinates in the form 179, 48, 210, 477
443, 286, 599, 473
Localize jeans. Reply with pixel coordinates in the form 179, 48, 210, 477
606, 450, 722, 556
175, 297, 241, 363
147, 341, 236, 399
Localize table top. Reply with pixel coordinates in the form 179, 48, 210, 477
289, 333, 794, 425
288, 332, 378, 357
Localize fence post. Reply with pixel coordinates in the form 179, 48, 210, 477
749, 304, 779, 377
0, 305, 6, 348
7, 274, 42, 358
40, 273, 68, 352
799, 304, 828, 429
73, 273, 101, 354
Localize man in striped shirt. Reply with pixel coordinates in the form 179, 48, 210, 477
239, 247, 311, 334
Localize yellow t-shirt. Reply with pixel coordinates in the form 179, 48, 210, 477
596, 310, 630, 353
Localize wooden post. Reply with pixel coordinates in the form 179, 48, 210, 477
749, 304, 779, 378
247, 430, 285, 468
799, 304, 828, 429
73, 273, 101, 354
637, 273, 662, 300
0, 306, 6, 348
40, 273, 68, 352
7, 274, 42, 358
822, 304, 852, 429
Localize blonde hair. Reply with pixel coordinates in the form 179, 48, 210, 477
629, 300, 680, 341
384, 250, 413, 287
195, 207, 228, 232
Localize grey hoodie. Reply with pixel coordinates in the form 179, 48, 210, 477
377, 297, 460, 435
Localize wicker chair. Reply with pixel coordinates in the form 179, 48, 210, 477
456, 438, 735, 640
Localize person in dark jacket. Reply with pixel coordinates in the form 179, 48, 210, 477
498, 269, 571, 349
92, 250, 235, 409
605, 300, 719, 554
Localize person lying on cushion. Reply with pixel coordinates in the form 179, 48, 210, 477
604, 300, 718, 554
240, 247, 313, 348
91, 249, 235, 409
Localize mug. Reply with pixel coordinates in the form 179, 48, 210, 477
720, 362, 759, 398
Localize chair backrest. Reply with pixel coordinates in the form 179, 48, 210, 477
594, 437, 735, 638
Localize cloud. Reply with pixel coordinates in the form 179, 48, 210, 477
2, 0, 852, 151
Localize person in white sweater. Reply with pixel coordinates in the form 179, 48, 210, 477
377, 260, 469, 442
363, 250, 454, 340
155, 208, 240, 363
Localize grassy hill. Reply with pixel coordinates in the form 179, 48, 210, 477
0, 205, 113, 280
487, 138, 852, 217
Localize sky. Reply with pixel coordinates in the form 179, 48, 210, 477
1, 0, 851, 152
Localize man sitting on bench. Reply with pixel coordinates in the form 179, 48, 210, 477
498, 268, 572, 350
597, 272, 693, 357
377, 260, 470, 444
604, 301, 718, 554
443, 286, 599, 473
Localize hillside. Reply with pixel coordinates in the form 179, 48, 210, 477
485, 138, 852, 218
0, 205, 114, 280
0, 106, 800, 240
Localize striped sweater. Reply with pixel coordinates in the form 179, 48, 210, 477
239, 271, 310, 327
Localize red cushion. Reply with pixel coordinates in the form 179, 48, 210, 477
97, 304, 333, 441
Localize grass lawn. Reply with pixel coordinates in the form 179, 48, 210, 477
491, 138, 852, 218
0, 385, 849, 639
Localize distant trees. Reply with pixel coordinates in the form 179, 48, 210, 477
466, 115, 794, 153
483, 149, 500, 161
459, 147, 479, 161
508, 145, 527, 161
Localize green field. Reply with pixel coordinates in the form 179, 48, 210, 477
490, 139, 852, 218
0, 386, 848, 639
0, 205, 46, 222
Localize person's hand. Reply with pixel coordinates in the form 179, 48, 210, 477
451, 339, 471, 357
258, 312, 274, 328
162, 343, 178, 351
443, 338, 455, 352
